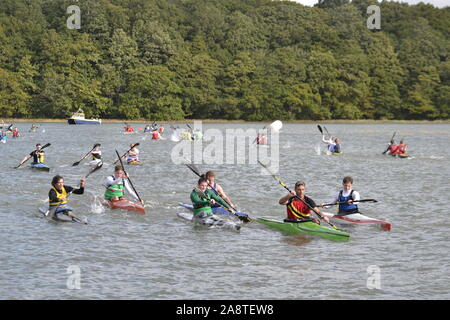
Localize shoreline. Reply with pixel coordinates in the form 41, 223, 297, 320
2, 118, 450, 124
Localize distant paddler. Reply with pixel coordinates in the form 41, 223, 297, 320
190, 177, 232, 220
17, 143, 47, 168
104, 165, 144, 205
47, 175, 86, 219
89, 143, 103, 167
322, 136, 341, 154
12, 127, 20, 138
29, 124, 39, 132
124, 143, 141, 165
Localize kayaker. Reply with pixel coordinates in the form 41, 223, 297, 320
152, 130, 160, 140
125, 143, 140, 164
12, 127, 20, 138
321, 176, 360, 215
48, 175, 86, 215
396, 140, 408, 156
256, 134, 267, 145
144, 125, 151, 133
384, 140, 399, 155
18, 143, 46, 166
204, 170, 236, 209
190, 177, 233, 218
279, 181, 329, 223
0, 131, 6, 143
158, 125, 164, 135
124, 124, 134, 133
89, 143, 102, 166
104, 165, 144, 204
322, 135, 341, 153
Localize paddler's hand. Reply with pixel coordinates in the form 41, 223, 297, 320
80, 177, 86, 187
140, 200, 144, 205
209, 199, 216, 206
322, 216, 330, 223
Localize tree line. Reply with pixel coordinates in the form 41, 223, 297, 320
0, 0, 448, 120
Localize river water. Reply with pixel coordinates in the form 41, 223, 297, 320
0, 121, 449, 300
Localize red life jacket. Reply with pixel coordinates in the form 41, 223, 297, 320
390, 144, 400, 154
398, 144, 407, 154
159, 127, 164, 134
152, 131, 160, 140
286, 197, 311, 220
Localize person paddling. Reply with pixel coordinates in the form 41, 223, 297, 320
396, 140, 408, 156
204, 171, 236, 209
104, 165, 143, 205
48, 175, 86, 216
12, 127, 20, 138
18, 143, 46, 167
322, 135, 341, 153
125, 143, 140, 164
88, 143, 102, 166
321, 176, 360, 215
190, 177, 232, 219
279, 181, 329, 223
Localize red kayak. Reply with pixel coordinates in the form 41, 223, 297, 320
107, 198, 146, 214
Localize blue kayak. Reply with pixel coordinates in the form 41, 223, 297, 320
178, 202, 250, 221
31, 162, 50, 172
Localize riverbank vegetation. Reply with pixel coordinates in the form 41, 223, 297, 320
0, 0, 448, 120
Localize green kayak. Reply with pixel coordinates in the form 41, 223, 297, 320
256, 218, 350, 242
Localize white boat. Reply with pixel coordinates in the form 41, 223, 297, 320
67, 108, 101, 125
322, 211, 391, 231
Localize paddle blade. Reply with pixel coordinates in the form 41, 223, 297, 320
270, 120, 283, 132
317, 125, 323, 134
72, 161, 80, 166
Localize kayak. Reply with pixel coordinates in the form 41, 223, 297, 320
178, 202, 251, 222
177, 212, 241, 232
31, 162, 50, 172
127, 159, 142, 165
322, 211, 391, 231
38, 207, 86, 223
256, 218, 350, 242
106, 198, 146, 214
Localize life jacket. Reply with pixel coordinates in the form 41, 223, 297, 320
338, 190, 358, 214
328, 144, 337, 152
13, 130, 19, 137
92, 151, 101, 160
49, 186, 69, 209
286, 197, 311, 220
159, 126, 164, 134
398, 144, 407, 154
104, 175, 124, 200
127, 150, 139, 162
152, 131, 160, 140
390, 144, 399, 154
33, 151, 45, 163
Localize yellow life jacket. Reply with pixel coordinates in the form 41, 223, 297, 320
49, 186, 68, 208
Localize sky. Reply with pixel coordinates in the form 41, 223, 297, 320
291, 0, 448, 8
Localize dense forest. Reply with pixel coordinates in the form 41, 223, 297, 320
0, 0, 449, 120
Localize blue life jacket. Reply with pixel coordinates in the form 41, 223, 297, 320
338, 190, 358, 214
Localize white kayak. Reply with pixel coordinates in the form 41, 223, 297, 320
177, 212, 241, 232
322, 211, 391, 231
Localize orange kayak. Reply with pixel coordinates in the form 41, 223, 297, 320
107, 198, 146, 214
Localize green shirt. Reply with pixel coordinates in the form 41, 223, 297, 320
190, 188, 230, 216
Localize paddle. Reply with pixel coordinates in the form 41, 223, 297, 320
115, 149, 144, 204
113, 143, 140, 165
382, 132, 396, 155
72, 146, 96, 166
322, 199, 378, 207
257, 160, 339, 230
15, 143, 51, 169
184, 161, 251, 222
